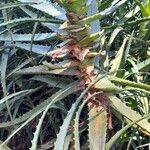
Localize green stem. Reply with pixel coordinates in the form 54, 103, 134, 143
109, 76, 150, 91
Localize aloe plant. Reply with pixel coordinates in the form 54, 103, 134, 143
0, 0, 150, 150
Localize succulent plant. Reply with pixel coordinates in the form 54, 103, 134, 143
0, 0, 150, 150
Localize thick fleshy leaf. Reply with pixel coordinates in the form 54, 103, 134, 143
110, 37, 128, 74
0, 81, 82, 128
29, 1, 66, 20
43, 23, 66, 35
95, 75, 119, 92
109, 95, 150, 135
0, 141, 10, 150
106, 114, 150, 150
108, 27, 123, 48
0, 33, 56, 42
0, 90, 32, 105
11, 42, 51, 55
31, 75, 73, 88
29, 82, 80, 150
54, 86, 91, 150
54, 97, 82, 150
88, 104, 107, 150
15, 65, 78, 76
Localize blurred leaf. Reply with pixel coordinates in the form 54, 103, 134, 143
135, 0, 149, 17
0, 141, 10, 150
30, 82, 79, 150
0, 33, 57, 42
31, 75, 72, 88
0, 90, 32, 105
109, 95, 150, 135
108, 27, 123, 48
15, 65, 78, 76
88, 106, 107, 150
8, 42, 52, 55
110, 37, 128, 75
29, 1, 66, 20
0, 81, 82, 128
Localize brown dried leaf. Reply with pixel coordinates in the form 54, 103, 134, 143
47, 46, 70, 59
88, 103, 107, 150
71, 45, 89, 61
78, 62, 97, 85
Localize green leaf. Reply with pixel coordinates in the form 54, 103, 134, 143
108, 27, 123, 48
54, 84, 92, 150
125, 58, 150, 77
15, 65, 78, 76
1, 48, 9, 96
109, 76, 150, 91
109, 95, 150, 135
95, 75, 120, 93
78, 0, 128, 24
30, 81, 78, 150
7, 59, 33, 78
110, 37, 128, 74
29, 1, 66, 20
0, 141, 10, 150
106, 114, 150, 150
0, 18, 62, 29
134, 0, 149, 17
15, 42, 51, 55
0, 81, 82, 128
0, 90, 32, 105
0, 33, 57, 42
0, 2, 36, 10
31, 75, 72, 88
79, 30, 104, 45
73, 92, 100, 150
54, 98, 81, 150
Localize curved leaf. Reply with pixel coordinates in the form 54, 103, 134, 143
109, 95, 150, 135
88, 105, 107, 150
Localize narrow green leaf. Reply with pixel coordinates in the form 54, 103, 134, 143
0, 81, 82, 128
30, 81, 77, 150
31, 75, 72, 88
15, 65, 78, 76
0, 2, 35, 10
0, 141, 10, 150
0, 90, 31, 105
54, 82, 95, 150
106, 114, 150, 150
0, 18, 62, 28
54, 100, 80, 150
29, 1, 66, 20
110, 37, 128, 74
109, 95, 150, 135
108, 27, 123, 48
0, 33, 56, 42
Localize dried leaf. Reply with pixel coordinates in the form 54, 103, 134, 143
47, 46, 70, 59
71, 46, 90, 61
88, 103, 107, 150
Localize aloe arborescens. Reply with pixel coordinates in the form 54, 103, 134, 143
1, 0, 150, 150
